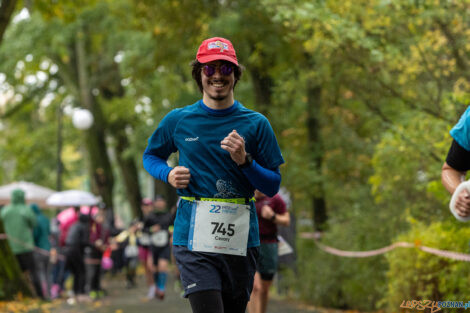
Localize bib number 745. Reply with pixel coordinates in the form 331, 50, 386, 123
211, 222, 235, 237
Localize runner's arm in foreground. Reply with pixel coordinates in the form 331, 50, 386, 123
442, 107, 470, 218
442, 139, 470, 218
143, 148, 191, 189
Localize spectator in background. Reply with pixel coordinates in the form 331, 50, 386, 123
276, 188, 297, 294
114, 219, 140, 288
31, 203, 51, 300
144, 195, 175, 300
49, 213, 67, 299
52, 206, 80, 297
86, 209, 109, 300
0, 189, 42, 298
138, 198, 155, 298
64, 213, 90, 303
247, 190, 290, 313
105, 207, 125, 276
59, 207, 80, 248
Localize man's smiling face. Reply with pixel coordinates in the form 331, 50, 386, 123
201, 60, 235, 102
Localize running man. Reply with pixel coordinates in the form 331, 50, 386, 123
143, 37, 284, 313
442, 106, 470, 218
247, 190, 290, 313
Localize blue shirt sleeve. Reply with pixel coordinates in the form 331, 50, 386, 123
143, 149, 173, 183
241, 160, 281, 197
239, 112, 283, 197
450, 106, 470, 151
142, 110, 180, 182
254, 115, 284, 169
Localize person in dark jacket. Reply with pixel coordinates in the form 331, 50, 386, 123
64, 213, 90, 300
85, 209, 109, 299
31, 203, 51, 299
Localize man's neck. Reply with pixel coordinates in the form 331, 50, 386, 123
202, 93, 235, 110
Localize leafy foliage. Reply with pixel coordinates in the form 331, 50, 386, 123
384, 220, 470, 311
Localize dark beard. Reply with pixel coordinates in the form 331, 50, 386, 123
209, 93, 227, 101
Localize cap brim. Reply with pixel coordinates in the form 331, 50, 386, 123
197, 54, 238, 66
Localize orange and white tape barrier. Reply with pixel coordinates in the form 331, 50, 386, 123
300, 232, 470, 261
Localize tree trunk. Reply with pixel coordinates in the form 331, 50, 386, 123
75, 28, 115, 209
0, 3, 35, 297
306, 82, 327, 231
114, 129, 142, 219
0, 0, 17, 45
250, 65, 273, 117
97, 52, 144, 219
0, 220, 33, 300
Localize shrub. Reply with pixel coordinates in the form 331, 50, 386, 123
383, 220, 470, 312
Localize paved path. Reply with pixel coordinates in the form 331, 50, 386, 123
46, 273, 324, 313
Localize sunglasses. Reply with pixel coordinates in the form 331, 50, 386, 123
202, 63, 234, 77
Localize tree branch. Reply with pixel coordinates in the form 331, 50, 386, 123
0, 0, 17, 45
436, 19, 468, 74
344, 51, 453, 123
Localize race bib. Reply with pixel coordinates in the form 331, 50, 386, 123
139, 233, 151, 246
188, 200, 250, 256
277, 235, 294, 256
151, 230, 169, 247
124, 245, 139, 258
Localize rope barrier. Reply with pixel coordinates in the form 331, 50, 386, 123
300, 232, 470, 262
3, 231, 470, 263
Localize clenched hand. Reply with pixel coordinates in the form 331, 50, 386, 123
455, 189, 470, 217
168, 166, 191, 189
220, 130, 246, 165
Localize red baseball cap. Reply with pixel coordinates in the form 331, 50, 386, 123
196, 37, 238, 66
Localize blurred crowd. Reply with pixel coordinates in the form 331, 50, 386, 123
0, 188, 177, 303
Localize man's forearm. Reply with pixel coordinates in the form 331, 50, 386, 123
143, 151, 172, 183
442, 162, 466, 194
274, 212, 290, 227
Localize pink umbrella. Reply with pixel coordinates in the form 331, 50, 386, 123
55, 206, 98, 247
56, 207, 78, 225
56, 207, 79, 247
80, 206, 99, 216
56, 206, 99, 225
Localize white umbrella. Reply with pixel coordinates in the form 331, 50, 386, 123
46, 189, 100, 207
0, 181, 56, 207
